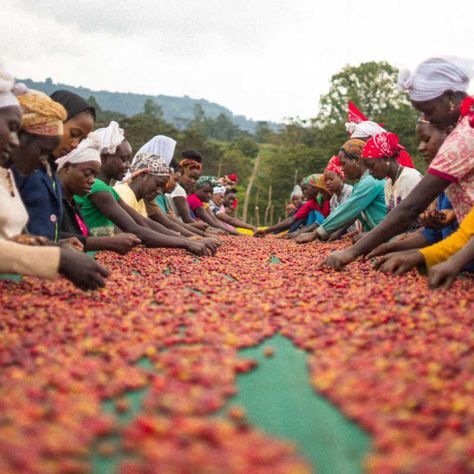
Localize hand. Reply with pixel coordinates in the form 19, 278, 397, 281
202, 238, 219, 255
427, 259, 463, 289
295, 231, 318, 244
375, 250, 424, 276
253, 229, 267, 238
185, 240, 211, 256
207, 228, 226, 236
420, 209, 456, 229
59, 249, 110, 290
367, 242, 397, 259
352, 231, 365, 244
322, 248, 358, 270
106, 233, 141, 255
190, 221, 208, 231
10, 234, 50, 246
59, 237, 84, 252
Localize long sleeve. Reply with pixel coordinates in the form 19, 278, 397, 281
317, 175, 381, 238
419, 207, 474, 267
0, 240, 60, 279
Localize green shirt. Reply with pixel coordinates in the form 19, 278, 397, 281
316, 171, 387, 238
155, 193, 171, 214
74, 178, 120, 237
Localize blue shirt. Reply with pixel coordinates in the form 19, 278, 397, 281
317, 171, 387, 238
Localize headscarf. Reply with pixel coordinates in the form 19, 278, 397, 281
227, 174, 238, 182
325, 155, 345, 179
302, 174, 331, 195
340, 139, 366, 160
55, 133, 102, 171
87, 121, 125, 155
18, 91, 67, 136
0, 62, 27, 109
130, 153, 171, 179
361, 132, 399, 159
346, 120, 386, 138
195, 176, 216, 190
347, 101, 369, 124
397, 56, 474, 102
213, 185, 227, 195
133, 135, 176, 166
50, 90, 96, 120
290, 184, 303, 198
179, 158, 202, 172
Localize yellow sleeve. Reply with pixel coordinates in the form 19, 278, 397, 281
420, 207, 474, 267
0, 240, 60, 279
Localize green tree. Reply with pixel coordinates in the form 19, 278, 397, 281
143, 98, 164, 119
317, 61, 409, 126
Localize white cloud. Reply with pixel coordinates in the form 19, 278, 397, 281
2, 0, 474, 122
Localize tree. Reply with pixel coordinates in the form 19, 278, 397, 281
87, 95, 102, 113
143, 98, 164, 119
316, 61, 410, 126
255, 121, 272, 143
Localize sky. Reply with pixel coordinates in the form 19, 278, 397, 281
2, 0, 474, 122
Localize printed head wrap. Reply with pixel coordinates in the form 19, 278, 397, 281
340, 139, 366, 160
19, 91, 67, 136
362, 132, 399, 159
133, 135, 176, 166
397, 56, 474, 101
50, 90, 96, 120
302, 174, 331, 195
195, 175, 216, 190
325, 155, 345, 179
55, 133, 102, 171
130, 153, 171, 179
179, 158, 202, 172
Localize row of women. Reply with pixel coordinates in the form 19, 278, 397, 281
258, 56, 474, 289
0, 62, 256, 290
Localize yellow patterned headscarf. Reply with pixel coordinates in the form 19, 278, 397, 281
18, 91, 67, 137
340, 139, 366, 160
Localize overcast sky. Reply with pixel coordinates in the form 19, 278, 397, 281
2, 0, 474, 122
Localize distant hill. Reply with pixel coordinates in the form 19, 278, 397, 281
19, 78, 280, 133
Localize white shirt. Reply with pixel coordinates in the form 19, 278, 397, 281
385, 166, 423, 212
329, 183, 353, 212
167, 183, 187, 218
0, 168, 29, 239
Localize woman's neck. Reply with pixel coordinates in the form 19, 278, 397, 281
387, 161, 401, 182
129, 180, 142, 201
97, 171, 111, 185
335, 182, 344, 197
62, 183, 73, 203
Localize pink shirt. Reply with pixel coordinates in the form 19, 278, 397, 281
187, 194, 203, 211
428, 115, 474, 222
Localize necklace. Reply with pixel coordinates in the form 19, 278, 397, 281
393, 165, 402, 183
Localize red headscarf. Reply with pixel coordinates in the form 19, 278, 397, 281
362, 132, 399, 159
460, 96, 474, 128
227, 173, 238, 182
347, 101, 369, 124
325, 155, 345, 179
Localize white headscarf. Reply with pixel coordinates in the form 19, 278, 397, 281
346, 120, 387, 139
133, 135, 176, 166
397, 56, 474, 101
213, 185, 226, 195
87, 120, 125, 154
0, 61, 27, 109
55, 133, 102, 171
290, 184, 303, 198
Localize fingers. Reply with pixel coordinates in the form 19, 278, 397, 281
97, 264, 110, 278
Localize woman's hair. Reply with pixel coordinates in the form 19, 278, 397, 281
181, 150, 203, 163
50, 90, 96, 121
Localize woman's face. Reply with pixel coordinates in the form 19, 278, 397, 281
339, 152, 361, 181
180, 170, 199, 194
323, 171, 343, 194
213, 192, 225, 206
416, 122, 449, 166
103, 140, 132, 181
140, 174, 170, 201
165, 172, 180, 193
362, 158, 389, 180
60, 161, 101, 196
12, 132, 61, 175
411, 92, 460, 128
224, 192, 236, 208
291, 194, 303, 207
0, 106, 21, 168
53, 112, 95, 158
196, 183, 213, 202
301, 183, 317, 200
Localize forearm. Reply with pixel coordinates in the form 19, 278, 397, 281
262, 217, 294, 235
218, 214, 255, 230
84, 236, 116, 252
135, 227, 191, 249
172, 217, 206, 236
149, 211, 194, 237
146, 218, 181, 237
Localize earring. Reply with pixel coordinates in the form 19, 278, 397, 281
449, 99, 455, 112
